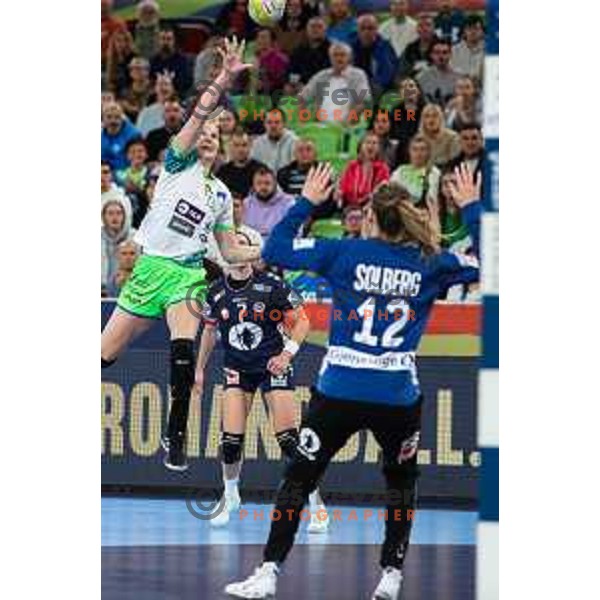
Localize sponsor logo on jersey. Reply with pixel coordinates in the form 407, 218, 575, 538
252, 284, 272, 292
293, 238, 315, 250
253, 302, 266, 313
167, 214, 195, 237
175, 199, 205, 225
398, 431, 420, 463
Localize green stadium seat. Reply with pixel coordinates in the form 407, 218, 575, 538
300, 122, 344, 161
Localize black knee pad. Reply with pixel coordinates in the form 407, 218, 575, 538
275, 428, 300, 461
221, 432, 244, 464
101, 357, 116, 369
170, 338, 195, 396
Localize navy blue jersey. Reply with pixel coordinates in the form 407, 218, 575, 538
262, 197, 481, 406
203, 271, 303, 373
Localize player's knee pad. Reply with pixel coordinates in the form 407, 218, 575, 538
221, 432, 244, 464
275, 428, 301, 461
170, 338, 195, 397
101, 357, 116, 369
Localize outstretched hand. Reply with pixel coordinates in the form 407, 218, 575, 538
448, 163, 482, 208
217, 36, 253, 76
302, 163, 335, 205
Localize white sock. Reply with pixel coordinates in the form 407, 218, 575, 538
308, 491, 320, 511
224, 478, 239, 497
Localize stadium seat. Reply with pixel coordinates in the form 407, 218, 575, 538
300, 123, 344, 161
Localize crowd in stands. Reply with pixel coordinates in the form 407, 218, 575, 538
101, 0, 484, 302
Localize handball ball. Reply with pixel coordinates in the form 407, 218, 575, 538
248, 0, 286, 27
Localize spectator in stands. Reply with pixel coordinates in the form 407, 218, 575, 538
106, 28, 137, 95
289, 17, 331, 85
434, 0, 465, 44
150, 24, 192, 98
390, 134, 440, 206
108, 240, 140, 297
437, 169, 471, 252
342, 205, 364, 238
134, 0, 160, 60
136, 72, 177, 137
102, 102, 142, 170
145, 99, 184, 161
351, 14, 398, 94
119, 57, 152, 122
326, 0, 357, 44
338, 131, 390, 208
101, 161, 132, 227
233, 195, 264, 246
379, 0, 419, 60
244, 167, 296, 239
276, 0, 312, 55
249, 109, 298, 172
445, 75, 481, 130
300, 42, 371, 123
277, 138, 318, 196
398, 13, 435, 78
101, 0, 127, 70
218, 110, 239, 161
215, 0, 258, 40
389, 77, 425, 164
194, 36, 224, 89
370, 111, 399, 169
255, 29, 290, 94
416, 38, 460, 106
450, 14, 485, 82
101, 198, 136, 295
444, 123, 484, 175
115, 139, 151, 225
217, 130, 267, 198
418, 103, 460, 165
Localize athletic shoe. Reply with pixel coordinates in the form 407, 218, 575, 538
307, 505, 330, 533
371, 567, 403, 600
210, 488, 241, 528
224, 562, 279, 598
163, 433, 189, 472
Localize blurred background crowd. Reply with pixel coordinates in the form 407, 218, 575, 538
102, 0, 484, 302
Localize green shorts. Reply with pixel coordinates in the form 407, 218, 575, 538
117, 254, 208, 319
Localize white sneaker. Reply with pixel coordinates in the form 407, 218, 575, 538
210, 489, 241, 528
225, 562, 279, 598
307, 506, 330, 533
372, 567, 403, 600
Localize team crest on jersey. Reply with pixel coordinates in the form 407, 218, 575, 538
228, 322, 263, 351
398, 431, 420, 463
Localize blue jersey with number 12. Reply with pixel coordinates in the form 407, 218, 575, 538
262, 197, 481, 406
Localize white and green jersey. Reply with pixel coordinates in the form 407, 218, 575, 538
134, 144, 233, 266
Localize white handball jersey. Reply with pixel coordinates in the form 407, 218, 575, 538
134, 144, 234, 265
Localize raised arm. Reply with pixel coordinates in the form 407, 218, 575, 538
262, 163, 342, 275
173, 37, 252, 155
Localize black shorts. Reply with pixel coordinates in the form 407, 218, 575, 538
297, 388, 423, 469
223, 366, 295, 394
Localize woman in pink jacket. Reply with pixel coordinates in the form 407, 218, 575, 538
338, 131, 390, 208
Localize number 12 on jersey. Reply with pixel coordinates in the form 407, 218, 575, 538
352, 297, 411, 349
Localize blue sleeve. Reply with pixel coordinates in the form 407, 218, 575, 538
262, 197, 343, 276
